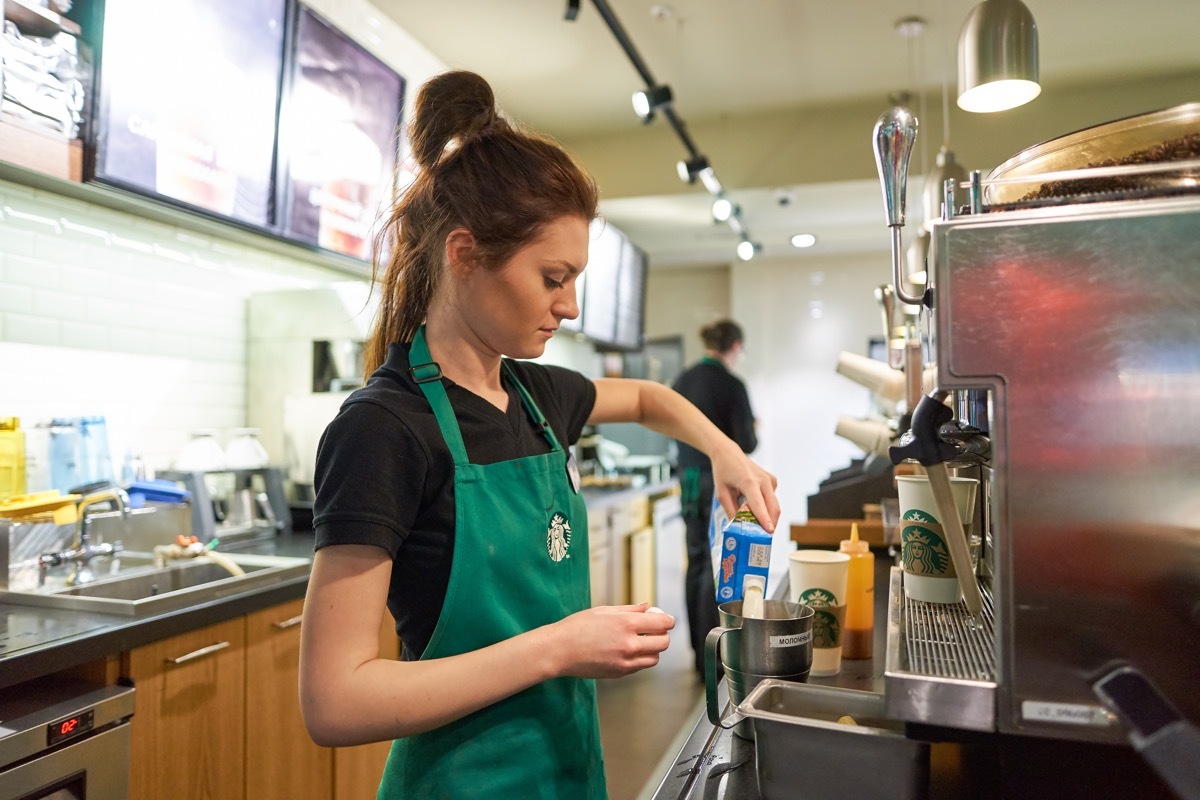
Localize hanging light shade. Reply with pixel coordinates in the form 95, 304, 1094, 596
922, 146, 969, 230
957, 0, 1040, 113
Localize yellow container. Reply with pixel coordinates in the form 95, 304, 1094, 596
0, 417, 27, 504
0, 490, 81, 525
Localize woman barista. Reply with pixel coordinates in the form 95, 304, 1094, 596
298, 71, 779, 799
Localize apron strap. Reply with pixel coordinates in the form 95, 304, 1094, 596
409, 326, 470, 467
501, 360, 562, 452
408, 326, 562, 464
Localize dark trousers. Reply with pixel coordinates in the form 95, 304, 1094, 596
682, 470, 719, 678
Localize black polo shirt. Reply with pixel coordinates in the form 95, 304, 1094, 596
312, 341, 596, 660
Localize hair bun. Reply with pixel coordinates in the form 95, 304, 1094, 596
410, 70, 504, 171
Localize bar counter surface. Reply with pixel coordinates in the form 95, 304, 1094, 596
646, 553, 1182, 800
0, 531, 315, 690
649, 552, 891, 800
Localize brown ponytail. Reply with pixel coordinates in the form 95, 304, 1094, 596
364, 70, 598, 375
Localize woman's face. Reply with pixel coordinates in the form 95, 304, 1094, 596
457, 215, 589, 359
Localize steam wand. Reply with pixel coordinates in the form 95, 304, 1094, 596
889, 392, 986, 615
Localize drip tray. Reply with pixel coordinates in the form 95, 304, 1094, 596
884, 567, 997, 731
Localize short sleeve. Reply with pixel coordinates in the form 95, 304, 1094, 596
311, 398, 429, 557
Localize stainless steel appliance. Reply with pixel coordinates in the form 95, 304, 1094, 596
157, 467, 291, 544
0, 679, 135, 799
873, 105, 1200, 797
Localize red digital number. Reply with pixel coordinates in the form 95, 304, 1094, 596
61, 718, 79, 735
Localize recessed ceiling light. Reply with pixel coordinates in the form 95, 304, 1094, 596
791, 233, 817, 248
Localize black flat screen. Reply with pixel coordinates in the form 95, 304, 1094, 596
93, 0, 286, 227
279, 6, 405, 261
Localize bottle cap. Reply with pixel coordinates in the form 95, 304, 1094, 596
839, 522, 870, 554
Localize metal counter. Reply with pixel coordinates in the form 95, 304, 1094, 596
650, 554, 892, 800
0, 531, 316, 690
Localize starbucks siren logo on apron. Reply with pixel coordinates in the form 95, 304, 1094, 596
547, 513, 572, 561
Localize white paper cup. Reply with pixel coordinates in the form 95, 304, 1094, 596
788, 550, 850, 676
896, 475, 979, 604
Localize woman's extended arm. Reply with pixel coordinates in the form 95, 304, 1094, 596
298, 544, 674, 747
588, 378, 780, 531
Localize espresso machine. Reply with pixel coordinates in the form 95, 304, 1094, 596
872, 104, 1200, 798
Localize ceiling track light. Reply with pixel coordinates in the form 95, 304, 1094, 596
957, 0, 1040, 113
697, 167, 722, 195
736, 239, 760, 262
676, 155, 709, 184
574, 0, 757, 264
632, 84, 673, 123
712, 197, 737, 222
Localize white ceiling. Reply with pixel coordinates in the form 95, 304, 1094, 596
373, 1, 1200, 266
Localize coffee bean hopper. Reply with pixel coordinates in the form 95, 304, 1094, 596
871, 103, 1200, 799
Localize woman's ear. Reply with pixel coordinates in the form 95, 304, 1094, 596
444, 228, 477, 276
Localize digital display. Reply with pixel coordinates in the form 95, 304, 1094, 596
582, 220, 621, 345
92, 0, 287, 226
47, 708, 94, 746
279, 6, 406, 261
613, 239, 647, 350
581, 219, 647, 350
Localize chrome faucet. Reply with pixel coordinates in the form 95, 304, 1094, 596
38, 489, 128, 587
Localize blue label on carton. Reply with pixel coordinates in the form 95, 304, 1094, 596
715, 508, 772, 602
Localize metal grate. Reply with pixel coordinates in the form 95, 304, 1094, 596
902, 582, 996, 681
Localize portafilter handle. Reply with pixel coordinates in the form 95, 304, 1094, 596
872, 107, 925, 307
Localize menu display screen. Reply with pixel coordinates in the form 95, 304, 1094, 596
92, 0, 286, 226
582, 220, 647, 350
279, 6, 405, 260
614, 239, 647, 350
582, 220, 621, 345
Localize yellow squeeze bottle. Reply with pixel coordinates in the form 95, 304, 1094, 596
0, 417, 26, 504
838, 523, 875, 660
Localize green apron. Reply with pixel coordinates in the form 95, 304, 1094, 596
377, 327, 606, 799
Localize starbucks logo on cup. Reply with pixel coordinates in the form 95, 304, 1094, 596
901, 524, 951, 578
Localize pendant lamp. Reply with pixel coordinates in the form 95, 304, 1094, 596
957, 0, 1040, 113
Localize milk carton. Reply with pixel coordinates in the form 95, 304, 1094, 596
715, 505, 773, 603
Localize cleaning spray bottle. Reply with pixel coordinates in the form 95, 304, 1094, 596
839, 522, 875, 659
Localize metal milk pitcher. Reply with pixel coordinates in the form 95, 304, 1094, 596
705, 599, 815, 740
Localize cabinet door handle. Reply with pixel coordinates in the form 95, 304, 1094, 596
165, 641, 231, 665
273, 615, 303, 630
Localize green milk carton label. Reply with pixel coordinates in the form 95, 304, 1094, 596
901, 508, 954, 579
798, 588, 843, 648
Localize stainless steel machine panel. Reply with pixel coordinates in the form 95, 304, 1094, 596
933, 196, 1200, 743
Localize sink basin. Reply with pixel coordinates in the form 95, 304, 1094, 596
0, 552, 310, 617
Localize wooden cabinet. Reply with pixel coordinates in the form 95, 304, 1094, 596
246, 599, 331, 800
628, 525, 655, 605
589, 537, 612, 607
589, 491, 663, 607
124, 598, 401, 800
125, 617, 247, 800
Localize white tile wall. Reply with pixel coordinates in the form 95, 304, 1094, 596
0, 0, 450, 487
0, 178, 358, 480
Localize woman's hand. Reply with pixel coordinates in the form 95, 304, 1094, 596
588, 379, 781, 531
548, 603, 675, 679
710, 441, 780, 532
